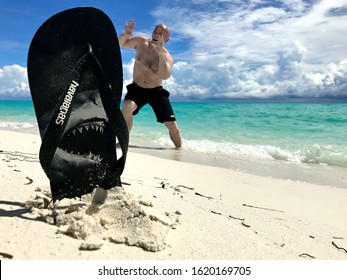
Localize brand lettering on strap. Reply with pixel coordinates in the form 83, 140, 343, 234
55, 80, 79, 125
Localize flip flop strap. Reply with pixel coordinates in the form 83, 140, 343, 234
39, 47, 128, 181
89, 50, 128, 180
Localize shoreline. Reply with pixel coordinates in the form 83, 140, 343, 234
127, 138, 347, 190
1, 125, 347, 189
1, 129, 347, 259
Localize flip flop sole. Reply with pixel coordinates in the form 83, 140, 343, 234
28, 7, 128, 201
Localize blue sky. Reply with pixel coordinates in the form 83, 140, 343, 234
1, 0, 347, 101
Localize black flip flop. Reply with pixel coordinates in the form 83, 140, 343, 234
27, 7, 128, 201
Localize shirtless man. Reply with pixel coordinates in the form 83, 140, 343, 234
119, 19, 182, 148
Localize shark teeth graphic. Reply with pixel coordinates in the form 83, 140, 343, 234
68, 122, 106, 137
58, 119, 109, 163
61, 149, 103, 162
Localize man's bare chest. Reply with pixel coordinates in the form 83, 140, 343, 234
135, 44, 159, 71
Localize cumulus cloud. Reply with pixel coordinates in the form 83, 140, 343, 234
149, 0, 347, 100
121, 58, 135, 98
3, 0, 347, 101
0, 64, 30, 99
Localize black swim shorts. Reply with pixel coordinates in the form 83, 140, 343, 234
124, 83, 177, 123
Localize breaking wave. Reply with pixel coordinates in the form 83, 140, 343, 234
155, 137, 347, 168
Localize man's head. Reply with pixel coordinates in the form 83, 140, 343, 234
152, 24, 170, 43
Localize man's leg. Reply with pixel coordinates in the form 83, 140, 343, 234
164, 121, 182, 148
121, 100, 138, 133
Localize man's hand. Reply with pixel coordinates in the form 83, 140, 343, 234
124, 19, 135, 35
153, 34, 165, 54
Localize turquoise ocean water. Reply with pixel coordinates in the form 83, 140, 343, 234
1, 100, 346, 187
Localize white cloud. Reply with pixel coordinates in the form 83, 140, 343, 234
4, 0, 346, 101
0, 64, 30, 99
150, 0, 347, 100
0, 40, 21, 50
121, 58, 135, 98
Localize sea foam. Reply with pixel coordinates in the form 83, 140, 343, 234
155, 137, 347, 168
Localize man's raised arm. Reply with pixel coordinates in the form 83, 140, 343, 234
118, 19, 136, 48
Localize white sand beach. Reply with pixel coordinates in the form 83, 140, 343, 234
0, 129, 347, 260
